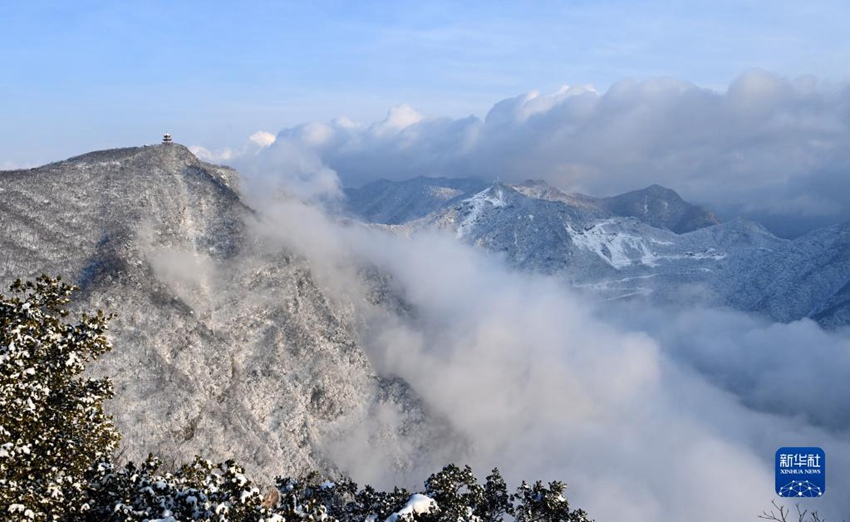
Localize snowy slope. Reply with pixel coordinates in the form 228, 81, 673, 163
599, 184, 720, 233
0, 144, 441, 480
343, 176, 488, 224
725, 221, 850, 325
355, 177, 850, 326
347, 177, 719, 233
417, 184, 784, 303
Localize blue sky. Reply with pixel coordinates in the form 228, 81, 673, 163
1, 0, 849, 167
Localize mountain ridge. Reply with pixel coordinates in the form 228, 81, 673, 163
599, 183, 721, 233
345, 176, 720, 234
0, 143, 445, 482
345, 175, 850, 326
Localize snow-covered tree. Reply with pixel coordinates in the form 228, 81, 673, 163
423, 464, 485, 521
513, 480, 591, 522
84, 455, 268, 521
0, 276, 119, 520
420, 464, 591, 522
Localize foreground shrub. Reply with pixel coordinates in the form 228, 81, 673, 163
0, 276, 118, 520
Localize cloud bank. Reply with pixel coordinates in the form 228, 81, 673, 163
191, 131, 278, 164
251, 70, 850, 236
242, 167, 850, 521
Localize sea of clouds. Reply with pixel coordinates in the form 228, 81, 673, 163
227, 98, 850, 520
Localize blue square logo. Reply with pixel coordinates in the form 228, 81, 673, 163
775, 447, 825, 497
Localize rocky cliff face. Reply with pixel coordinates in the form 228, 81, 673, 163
0, 144, 440, 481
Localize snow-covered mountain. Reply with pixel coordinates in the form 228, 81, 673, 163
346, 177, 719, 233
598, 184, 720, 233
724, 221, 850, 327
509, 180, 720, 233
0, 144, 444, 480
347, 177, 850, 326
343, 176, 489, 224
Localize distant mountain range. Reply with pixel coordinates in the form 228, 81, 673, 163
344, 177, 850, 327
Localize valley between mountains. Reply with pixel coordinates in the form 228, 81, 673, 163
3, 144, 850, 521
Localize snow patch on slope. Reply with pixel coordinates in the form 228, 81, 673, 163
567, 219, 728, 269
456, 187, 508, 239
567, 219, 658, 269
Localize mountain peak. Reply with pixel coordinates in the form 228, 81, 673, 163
47, 144, 242, 197
0, 143, 435, 480
643, 184, 683, 198
601, 184, 719, 233
62, 142, 197, 166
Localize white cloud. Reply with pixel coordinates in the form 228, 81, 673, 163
248, 130, 277, 148
248, 70, 850, 235
244, 168, 850, 519
232, 138, 342, 204
349, 230, 850, 521
1, 160, 38, 171
190, 129, 277, 164
373, 104, 423, 135
189, 145, 234, 163
298, 123, 335, 147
